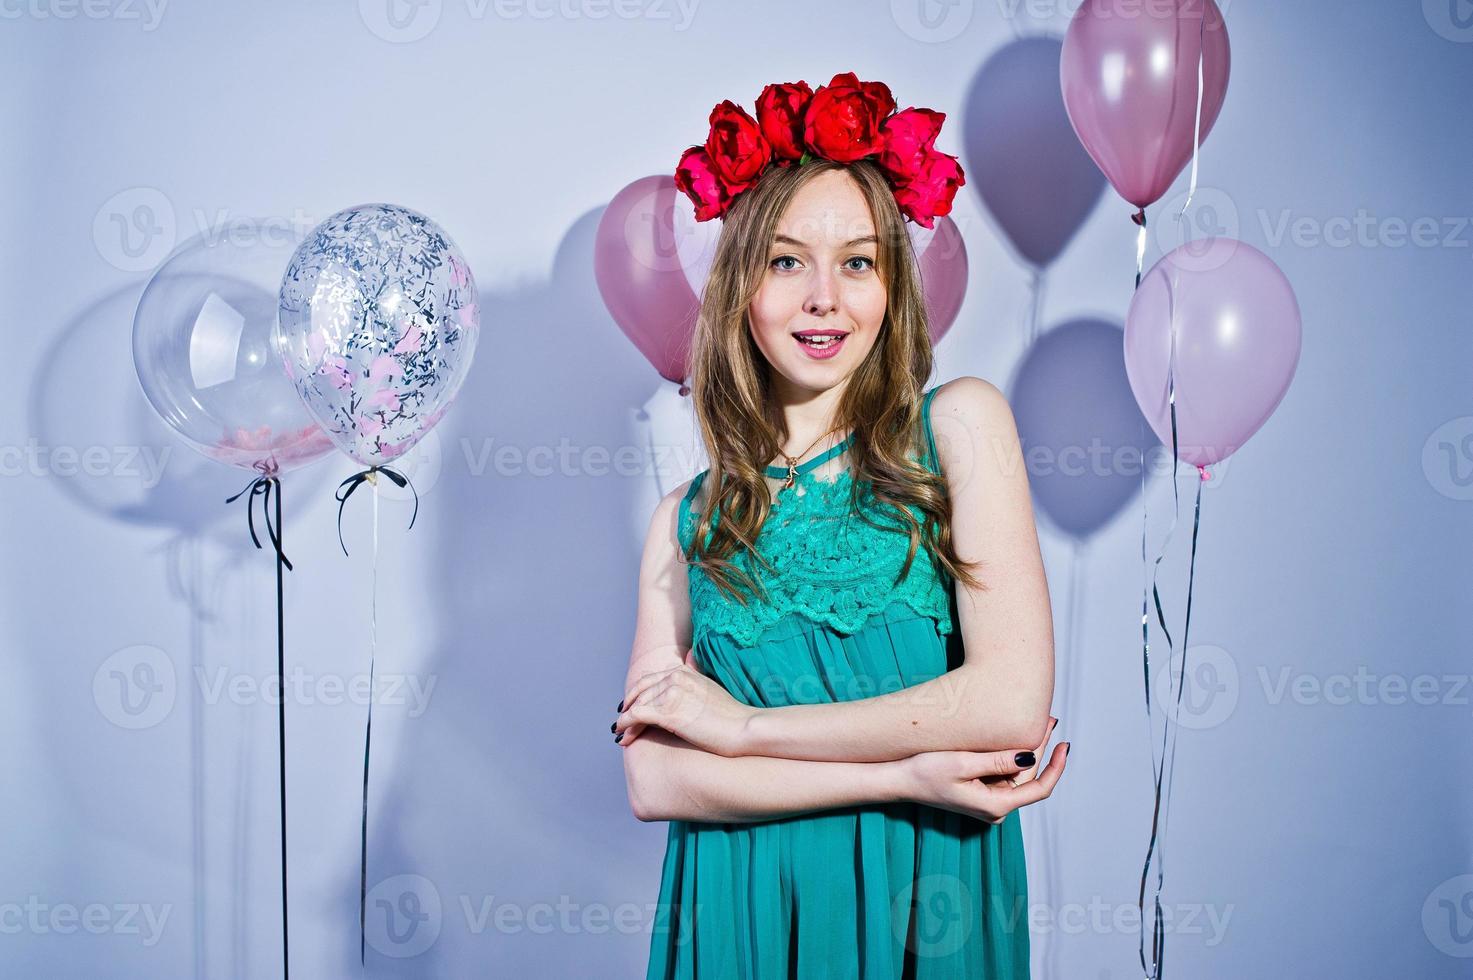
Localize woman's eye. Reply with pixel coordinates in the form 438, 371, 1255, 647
771, 255, 799, 271
845, 256, 875, 272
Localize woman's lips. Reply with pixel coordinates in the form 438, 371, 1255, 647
792, 331, 848, 360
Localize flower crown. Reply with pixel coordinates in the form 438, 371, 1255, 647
674, 72, 966, 229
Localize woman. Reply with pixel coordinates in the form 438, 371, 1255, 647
615, 74, 1068, 978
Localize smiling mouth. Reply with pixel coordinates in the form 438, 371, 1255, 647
791, 330, 849, 349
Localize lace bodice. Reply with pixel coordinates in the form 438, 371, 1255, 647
677, 386, 955, 649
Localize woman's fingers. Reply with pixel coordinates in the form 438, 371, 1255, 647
616, 721, 647, 746
1013, 716, 1059, 786
959, 748, 1037, 783
615, 677, 675, 736
620, 665, 682, 713
996, 741, 1070, 807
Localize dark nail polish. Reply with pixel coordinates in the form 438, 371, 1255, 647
1015, 751, 1035, 767
610, 721, 617, 732
614, 732, 624, 743
617, 700, 625, 712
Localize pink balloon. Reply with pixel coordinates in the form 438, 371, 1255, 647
911, 216, 969, 346
1124, 238, 1301, 467
1061, 0, 1231, 209
594, 175, 700, 386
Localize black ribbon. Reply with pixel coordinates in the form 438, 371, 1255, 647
334, 465, 419, 557
224, 472, 292, 980
227, 474, 294, 571
333, 463, 418, 965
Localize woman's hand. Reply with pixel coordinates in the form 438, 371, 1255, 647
614, 649, 757, 757
896, 717, 1068, 824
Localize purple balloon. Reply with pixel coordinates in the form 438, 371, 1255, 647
911, 216, 969, 346
1011, 318, 1154, 539
594, 175, 700, 386
964, 37, 1107, 268
1061, 0, 1231, 209
1125, 238, 1301, 467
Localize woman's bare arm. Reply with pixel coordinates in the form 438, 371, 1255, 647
627, 727, 907, 823
620, 484, 907, 823
740, 378, 1057, 762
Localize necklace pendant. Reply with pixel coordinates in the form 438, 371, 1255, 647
782, 457, 798, 490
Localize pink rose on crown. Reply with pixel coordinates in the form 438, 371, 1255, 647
890, 147, 965, 229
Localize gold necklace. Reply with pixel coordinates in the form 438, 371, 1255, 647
776, 426, 842, 491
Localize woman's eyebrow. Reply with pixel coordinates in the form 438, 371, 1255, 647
771, 234, 879, 248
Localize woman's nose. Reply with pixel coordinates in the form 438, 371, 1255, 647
804, 271, 839, 316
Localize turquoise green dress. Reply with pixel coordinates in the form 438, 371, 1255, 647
646, 386, 1030, 979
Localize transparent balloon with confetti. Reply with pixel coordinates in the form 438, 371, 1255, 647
274, 202, 479, 469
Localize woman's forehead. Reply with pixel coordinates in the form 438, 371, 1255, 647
774, 171, 876, 245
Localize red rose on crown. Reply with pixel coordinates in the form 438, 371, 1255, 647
802, 72, 895, 163
673, 72, 966, 228
705, 100, 770, 188
755, 80, 812, 163
674, 146, 734, 221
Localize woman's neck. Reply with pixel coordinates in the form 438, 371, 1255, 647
770, 377, 848, 455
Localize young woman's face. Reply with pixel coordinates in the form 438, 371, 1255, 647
748, 169, 887, 392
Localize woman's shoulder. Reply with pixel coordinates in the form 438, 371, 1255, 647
927, 376, 1013, 426
672, 469, 710, 508
928, 375, 1005, 412
925, 376, 1019, 473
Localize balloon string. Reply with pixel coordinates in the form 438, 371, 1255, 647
360, 479, 380, 965
224, 473, 292, 978
1136, 279, 1180, 980
1133, 208, 1148, 289
1137, 7, 1212, 977
1137, 261, 1212, 980
1177, 6, 1208, 223
274, 480, 290, 980
1040, 538, 1085, 979
1026, 267, 1047, 344
1156, 14, 1210, 970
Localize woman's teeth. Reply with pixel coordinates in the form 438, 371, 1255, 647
797, 334, 843, 347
